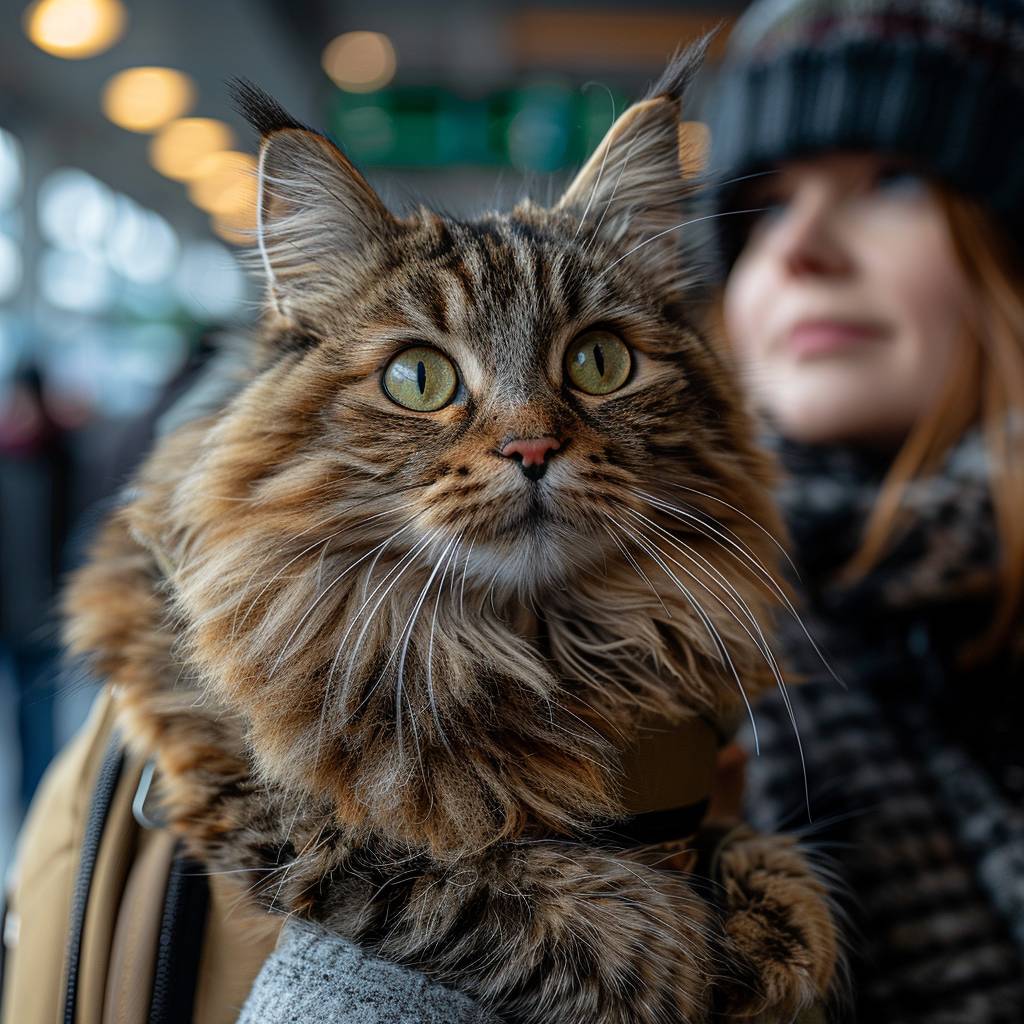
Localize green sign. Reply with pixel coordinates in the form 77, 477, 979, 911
326, 83, 627, 172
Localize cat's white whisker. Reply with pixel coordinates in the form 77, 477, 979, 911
458, 532, 477, 618
597, 207, 772, 278
331, 530, 442, 723
649, 485, 844, 688
231, 496, 420, 638
604, 510, 761, 754
425, 535, 463, 753
623, 507, 789, 697
623, 509, 811, 814
269, 518, 418, 676
573, 83, 617, 239
601, 522, 672, 618
661, 481, 797, 571
632, 487, 784, 592
391, 533, 460, 761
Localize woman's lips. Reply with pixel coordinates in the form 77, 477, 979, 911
786, 319, 886, 358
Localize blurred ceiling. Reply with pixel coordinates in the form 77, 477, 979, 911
2, 0, 742, 240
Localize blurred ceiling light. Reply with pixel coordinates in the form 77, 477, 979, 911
188, 150, 257, 215
105, 197, 179, 283
149, 118, 234, 181
102, 67, 196, 133
38, 167, 114, 250
0, 235, 23, 302
23, 0, 126, 59
322, 31, 396, 93
0, 130, 24, 211
175, 241, 248, 318
39, 248, 112, 313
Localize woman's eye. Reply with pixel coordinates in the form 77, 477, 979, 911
873, 167, 928, 199
740, 194, 789, 237
383, 345, 458, 412
565, 330, 632, 396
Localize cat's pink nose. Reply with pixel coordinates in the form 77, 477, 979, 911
501, 436, 560, 466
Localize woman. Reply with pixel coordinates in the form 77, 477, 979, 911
702, 0, 1024, 1020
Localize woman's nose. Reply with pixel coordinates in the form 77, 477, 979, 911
775, 193, 853, 279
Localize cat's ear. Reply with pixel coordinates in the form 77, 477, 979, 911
555, 37, 711, 291
232, 81, 397, 319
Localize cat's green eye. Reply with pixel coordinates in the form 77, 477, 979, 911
565, 330, 632, 396
383, 346, 458, 412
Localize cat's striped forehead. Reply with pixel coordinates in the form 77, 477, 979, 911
350, 209, 646, 395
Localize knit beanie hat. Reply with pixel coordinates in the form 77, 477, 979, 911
702, 0, 1024, 269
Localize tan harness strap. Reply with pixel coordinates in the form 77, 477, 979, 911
619, 716, 721, 817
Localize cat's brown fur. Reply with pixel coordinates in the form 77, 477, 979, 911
65, 44, 839, 1023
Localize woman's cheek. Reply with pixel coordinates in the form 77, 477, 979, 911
867, 212, 972, 420
723, 255, 771, 367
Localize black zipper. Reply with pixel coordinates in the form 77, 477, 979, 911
148, 847, 209, 1024
63, 731, 125, 1024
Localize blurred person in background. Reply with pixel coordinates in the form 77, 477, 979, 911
703, 0, 1024, 1019
0, 369, 68, 835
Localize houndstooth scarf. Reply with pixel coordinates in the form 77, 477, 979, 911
741, 428, 1024, 1023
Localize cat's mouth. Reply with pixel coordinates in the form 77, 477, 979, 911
495, 497, 588, 544
500, 488, 561, 534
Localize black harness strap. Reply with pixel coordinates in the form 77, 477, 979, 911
590, 797, 712, 849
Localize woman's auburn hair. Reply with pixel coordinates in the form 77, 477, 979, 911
839, 187, 1024, 662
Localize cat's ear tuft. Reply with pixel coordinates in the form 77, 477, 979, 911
229, 79, 309, 137
644, 33, 714, 104
233, 82, 397, 320
555, 35, 714, 292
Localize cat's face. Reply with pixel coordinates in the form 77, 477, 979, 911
250, 206, 731, 594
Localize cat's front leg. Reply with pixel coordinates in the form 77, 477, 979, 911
320, 839, 724, 1024
695, 821, 841, 1023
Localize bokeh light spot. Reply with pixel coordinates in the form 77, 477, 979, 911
322, 31, 396, 93
0, 235, 23, 302
188, 151, 258, 216
149, 118, 234, 181
38, 168, 115, 251
39, 248, 113, 313
0, 130, 25, 212
102, 67, 196, 133
23, 0, 126, 59
174, 241, 248, 318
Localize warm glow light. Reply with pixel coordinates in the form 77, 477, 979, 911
102, 67, 195, 133
210, 205, 257, 247
321, 31, 396, 93
24, 0, 126, 59
149, 118, 234, 181
207, 213, 254, 245
187, 151, 257, 215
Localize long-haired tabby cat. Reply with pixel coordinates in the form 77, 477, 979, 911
66, 43, 838, 1023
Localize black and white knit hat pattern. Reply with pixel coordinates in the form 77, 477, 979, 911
704, 0, 1024, 262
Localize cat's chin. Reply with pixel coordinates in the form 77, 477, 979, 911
472, 519, 601, 595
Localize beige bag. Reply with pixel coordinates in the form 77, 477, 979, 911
0, 687, 279, 1024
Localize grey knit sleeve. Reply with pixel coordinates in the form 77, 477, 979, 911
236, 918, 498, 1024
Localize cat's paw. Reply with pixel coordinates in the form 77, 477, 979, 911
701, 822, 839, 1023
